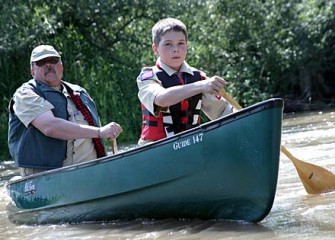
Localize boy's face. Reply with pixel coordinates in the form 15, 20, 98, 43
152, 30, 187, 71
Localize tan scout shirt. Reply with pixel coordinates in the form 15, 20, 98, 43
13, 83, 97, 168
137, 58, 233, 121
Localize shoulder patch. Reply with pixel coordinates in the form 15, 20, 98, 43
140, 70, 154, 81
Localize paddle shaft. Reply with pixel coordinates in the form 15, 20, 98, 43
112, 138, 118, 154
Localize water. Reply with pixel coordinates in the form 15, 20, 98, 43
1, 110, 335, 240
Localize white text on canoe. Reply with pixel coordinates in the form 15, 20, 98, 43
172, 133, 203, 150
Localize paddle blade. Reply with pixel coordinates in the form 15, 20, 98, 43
281, 146, 335, 194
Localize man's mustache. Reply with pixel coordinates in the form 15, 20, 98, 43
45, 67, 55, 74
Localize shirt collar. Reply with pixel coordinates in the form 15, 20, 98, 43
156, 57, 194, 76
59, 83, 70, 97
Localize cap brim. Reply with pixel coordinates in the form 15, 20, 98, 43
31, 53, 61, 62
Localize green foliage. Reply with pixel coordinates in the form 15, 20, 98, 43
0, 0, 334, 160
0, 113, 11, 161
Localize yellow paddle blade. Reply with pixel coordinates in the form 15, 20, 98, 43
219, 88, 335, 194
281, 146, 335, 194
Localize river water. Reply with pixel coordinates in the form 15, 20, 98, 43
1, 110, 335, 240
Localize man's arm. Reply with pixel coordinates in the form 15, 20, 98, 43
31, 111, 122, 140
31, 111, 99, 140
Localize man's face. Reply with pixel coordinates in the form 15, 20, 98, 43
31, 57, 64, 87
152, 30, 188, 71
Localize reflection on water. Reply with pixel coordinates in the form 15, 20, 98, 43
0, 110, 335, 239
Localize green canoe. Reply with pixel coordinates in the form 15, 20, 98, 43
6, 98, 283, 224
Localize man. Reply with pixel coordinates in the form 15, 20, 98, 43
8, 44, 123, 176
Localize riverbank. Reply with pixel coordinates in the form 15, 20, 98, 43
283, 98, 335, 113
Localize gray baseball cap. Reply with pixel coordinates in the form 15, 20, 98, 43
30, 45, 61, 63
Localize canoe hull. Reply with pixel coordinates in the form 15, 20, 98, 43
6, 98, 283, 224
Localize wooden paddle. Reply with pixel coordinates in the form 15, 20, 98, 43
219, 88, 335, 194
112, 138, 118, 154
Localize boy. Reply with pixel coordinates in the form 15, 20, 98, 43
136, 18, 234, 146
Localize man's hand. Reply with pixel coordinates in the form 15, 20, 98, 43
99, 122, 123, 139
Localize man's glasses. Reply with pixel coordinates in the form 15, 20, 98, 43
34, 57, 61, 67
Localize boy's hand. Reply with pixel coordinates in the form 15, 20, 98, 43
203, 76, 227, 95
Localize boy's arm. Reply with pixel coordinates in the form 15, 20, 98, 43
137, 68, 229, 116
154, 76, 226, 107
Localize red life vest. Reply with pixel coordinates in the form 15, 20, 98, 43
140, 66, 206, 141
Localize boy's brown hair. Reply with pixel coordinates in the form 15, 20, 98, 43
152, 18, 188, 46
